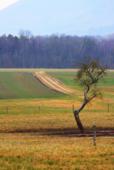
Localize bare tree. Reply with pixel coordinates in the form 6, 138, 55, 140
73, 60, 106, 133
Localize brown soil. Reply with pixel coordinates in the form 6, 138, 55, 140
1, 128, 114, 137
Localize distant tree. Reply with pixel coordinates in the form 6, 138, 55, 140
73, 60, 106, 133
19, 30, 32, 39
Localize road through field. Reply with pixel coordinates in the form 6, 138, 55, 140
34, 71, 74, 94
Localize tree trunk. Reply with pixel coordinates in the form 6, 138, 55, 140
73, 100, 88, 133
73, 110, 84, 133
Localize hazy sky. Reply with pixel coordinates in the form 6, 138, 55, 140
0, 0, 114, 36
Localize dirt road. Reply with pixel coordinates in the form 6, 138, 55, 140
34, 71, 73, 94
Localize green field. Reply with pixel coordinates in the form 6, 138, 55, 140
0, 69, 113, 170
0, 72, 64, 99
0, 70, 114, 99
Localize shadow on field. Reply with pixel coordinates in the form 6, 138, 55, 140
2, 127, 114, 137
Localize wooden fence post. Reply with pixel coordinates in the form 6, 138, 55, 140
72, 104, 74, 112
108, 103, 110, 112
6, 106, 9, 114
92, 124, 96, 146
39, 106, 41, 113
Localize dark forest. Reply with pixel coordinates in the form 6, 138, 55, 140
0, 34, 114, 68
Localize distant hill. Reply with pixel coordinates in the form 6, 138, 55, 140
0, 34, 114, 68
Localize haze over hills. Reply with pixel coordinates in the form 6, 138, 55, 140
0, 0, 114, 36
0, 0, 114, 68
104, 33, 114, 40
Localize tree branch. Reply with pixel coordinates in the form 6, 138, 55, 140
88, 94, 96, 102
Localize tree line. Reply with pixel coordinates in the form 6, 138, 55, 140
0, 34, 114, 68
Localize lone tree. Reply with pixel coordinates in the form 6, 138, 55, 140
73, 60, 106, 133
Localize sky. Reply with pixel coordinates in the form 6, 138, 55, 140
0, 0, 114, 36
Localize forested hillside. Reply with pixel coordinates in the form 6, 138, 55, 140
0, 34, 114, 68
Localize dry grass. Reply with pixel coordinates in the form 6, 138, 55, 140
0, 99, 113, 169
0, 98, 113, 131
0, 133, 114, 170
